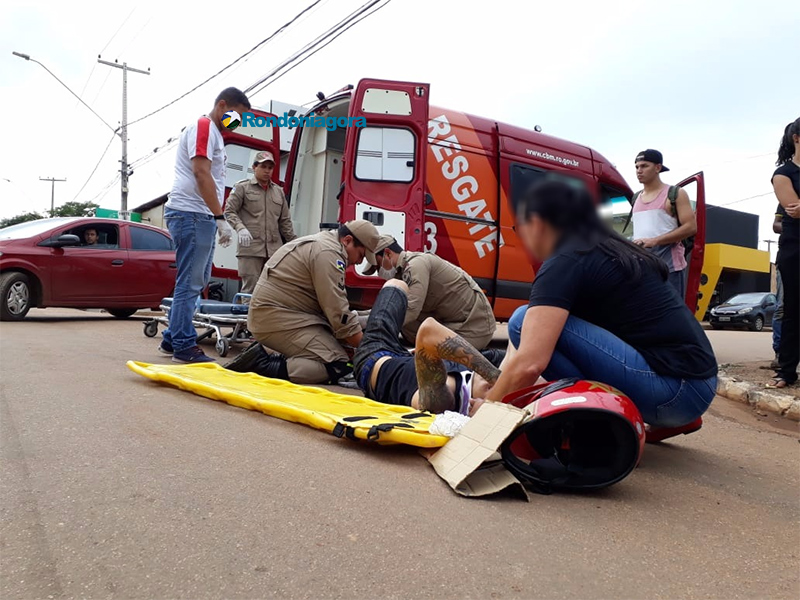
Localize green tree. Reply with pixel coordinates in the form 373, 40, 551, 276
0, 211, 47, 229
49, 201, 99, 218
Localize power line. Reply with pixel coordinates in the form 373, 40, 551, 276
71, 132, 118, 202
126, 0, 325, 128
246, 0, 391, 96
100, 7, 137, 54
75, 8, 137, 108
117, 13, 154, 59
122, 0, 390, 175
715, 191, 774, 207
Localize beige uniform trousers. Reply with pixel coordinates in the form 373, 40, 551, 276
237, 256, 267, 295
249, 307, 349, 384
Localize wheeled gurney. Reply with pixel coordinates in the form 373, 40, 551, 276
142, 294, 252, 357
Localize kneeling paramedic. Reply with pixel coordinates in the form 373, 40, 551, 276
352, 279, 501, 415
366, 235, 497, 350
228, 220, 381, 384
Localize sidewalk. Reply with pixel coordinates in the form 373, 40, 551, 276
716, 362, 800, 422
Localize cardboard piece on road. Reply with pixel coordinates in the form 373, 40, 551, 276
427, 401, 531, 500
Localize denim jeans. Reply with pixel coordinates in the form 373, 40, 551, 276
508, 306, 717, 427
162, 208, 216, 352
773, 317, 782, 355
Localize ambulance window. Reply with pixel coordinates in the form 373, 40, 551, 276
354, 127, 415, 183
509, 163, 589, 215
509, 164, 547, 214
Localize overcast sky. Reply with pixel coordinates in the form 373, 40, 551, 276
2, 0, 798, 256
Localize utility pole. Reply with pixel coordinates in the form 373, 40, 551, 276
39, 176, 67, 214
97, 56, 149, 218
763, 239, 778, 256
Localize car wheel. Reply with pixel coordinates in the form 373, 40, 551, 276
0, 272, 32, 321
750, 316, 764, 332
108, 308, 138, 319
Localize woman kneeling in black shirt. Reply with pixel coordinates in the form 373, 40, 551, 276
485, 179, 718, 441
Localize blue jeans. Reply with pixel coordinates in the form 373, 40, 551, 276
162, 208, 216, 352
773, 317, 782, 355
508, 306, 717, 428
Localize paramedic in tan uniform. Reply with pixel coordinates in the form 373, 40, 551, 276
233, 220, 381, 384
223, 150, 296, 294
369, 235, 496, 349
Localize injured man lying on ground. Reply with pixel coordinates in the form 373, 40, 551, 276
225, 279, 507, 416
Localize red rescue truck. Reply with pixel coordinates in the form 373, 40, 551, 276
216, 78, 706, 319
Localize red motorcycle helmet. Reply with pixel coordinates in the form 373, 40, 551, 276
500, 378, 645, 494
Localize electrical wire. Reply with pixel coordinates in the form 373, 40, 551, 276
245, 0, 391, 96
71, 132, 118, 202
86, 175, 121, 205
75, 7, 137, 107
715, 191, 774, 207
252, 1, 390, 94
126, 0, 325, 127
100, 7, 137, 55
117, 13, 154, 59
123, 0, 391, 176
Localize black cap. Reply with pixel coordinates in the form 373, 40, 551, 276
635, 149, 669, 172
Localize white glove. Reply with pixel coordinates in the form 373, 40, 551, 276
238, 227, 253, 248
216, 219, 233, 248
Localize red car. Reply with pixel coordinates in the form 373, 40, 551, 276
0, 217, 176, 321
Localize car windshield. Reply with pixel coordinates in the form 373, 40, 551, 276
0, 218, 78, 240
726, 293, 766, 304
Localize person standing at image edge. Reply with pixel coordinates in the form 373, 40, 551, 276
768, 117, 800, 389
159, 87, 250, 364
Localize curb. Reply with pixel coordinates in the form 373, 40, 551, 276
716, 372, 800, 421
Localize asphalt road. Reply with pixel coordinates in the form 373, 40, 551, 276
2, 310, 798, 600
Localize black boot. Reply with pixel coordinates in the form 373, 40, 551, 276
480, 348, 506, 369
224, 342, 289, 380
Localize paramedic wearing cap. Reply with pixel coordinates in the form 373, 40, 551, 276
224, 151, 296, 294
631, 149, 697, 299
369, 235, 496, 350
242, 220, 381, 384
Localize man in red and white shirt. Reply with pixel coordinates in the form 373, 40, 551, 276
160, 87, 250, 363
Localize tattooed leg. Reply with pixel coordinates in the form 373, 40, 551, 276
416, 317, 501, 384
414, 346, 456, 413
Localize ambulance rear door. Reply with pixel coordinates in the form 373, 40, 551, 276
341, 79, 430, 284
675, 171, 706, 318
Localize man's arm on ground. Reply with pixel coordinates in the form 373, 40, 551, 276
659, 188, 697, 245
485, 306, 568, 402
191, 157, 223, 215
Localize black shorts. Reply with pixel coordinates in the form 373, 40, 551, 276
353, 285, 468, 406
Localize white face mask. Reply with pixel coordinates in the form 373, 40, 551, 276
378, 266, 397, 279
378, 254, 397, 279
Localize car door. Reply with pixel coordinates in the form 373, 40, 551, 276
48, 222, 131, 304
342, 79, 430, 284
763, 293, 777, 324
675, 171, 706, 318
125, 224, 177, 304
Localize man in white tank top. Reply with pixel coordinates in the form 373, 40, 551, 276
631, 149, 697, 300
